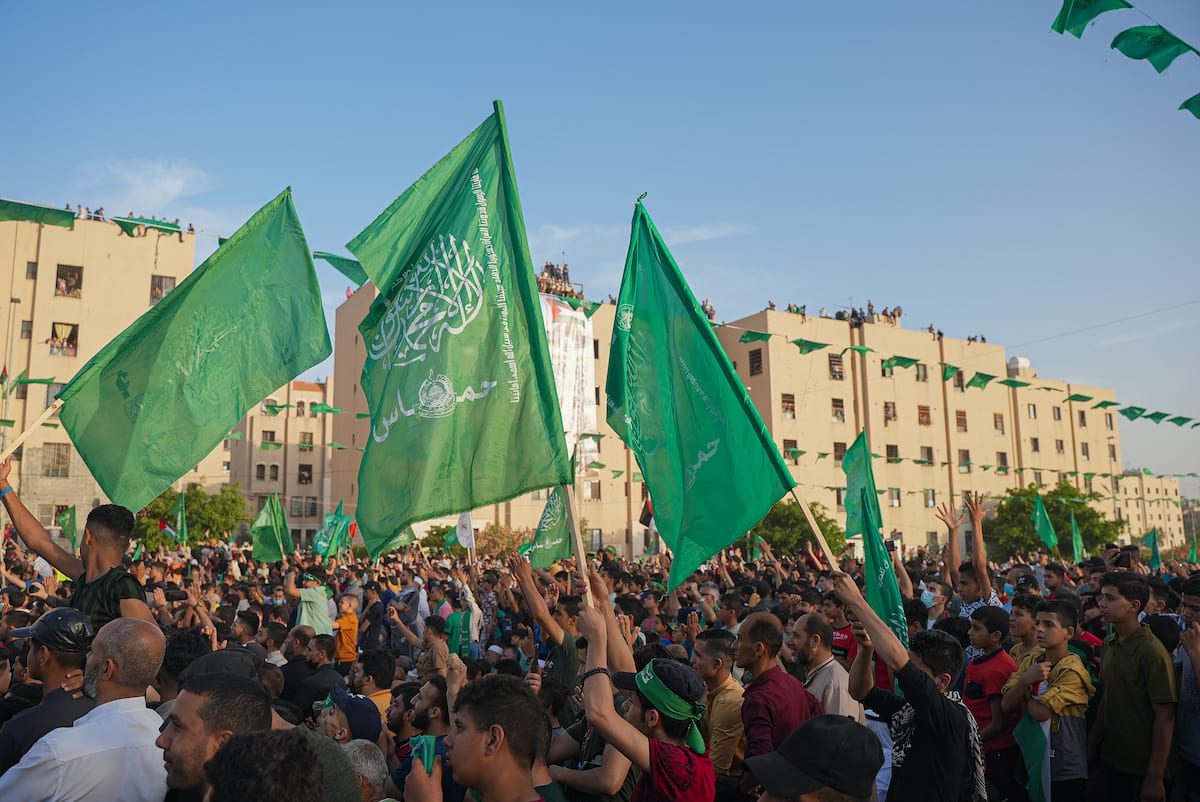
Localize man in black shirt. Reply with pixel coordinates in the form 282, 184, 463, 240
0, 608, 96, 772
294, 633, 342, 720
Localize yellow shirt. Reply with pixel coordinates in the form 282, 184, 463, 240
702, 673, 746, 778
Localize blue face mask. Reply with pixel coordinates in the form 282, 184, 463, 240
1004, 583, 1015, 597
920, 590, 936, 608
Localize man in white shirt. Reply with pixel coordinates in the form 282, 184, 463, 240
791, 614, 864, 722
2, 617, 166, 801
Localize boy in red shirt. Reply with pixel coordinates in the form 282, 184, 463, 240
965, 606, 1025, 802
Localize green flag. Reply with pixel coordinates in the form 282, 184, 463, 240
1033, 494, 1058, 551
313, 500, 352, 558
1014, 712, 1052, 802
520, 486, 573, 570
1064, 393, 1093, 402
251, 494, 293, 563
1182, 92, 1200, 120
1119, 405, 1146, 421
1188, 535, 1196, 564
1145, 529, 1161, 571
0, 198, 76, 229
310, 403, 341, 414
738, 330, 771, 343
966, 372, 996, 389
55, 506, 78, 551
790, 339, 828, 354
606, 201, 795, 590
313, 251, 369, 286
1166, 416, 1193, 427
379, 526, 417, 553
170, 492, 188, 545
1143, 411, 1169, 424
881, 356, 919, 370
941, 363, 960, 381
1070, 511, 1085, 564
1092, 400, 1119, 409
348, 101, 571, 560
132, 542, 143, 560
1111, 25, 1197, 73
56, 189, 331, 513
443, 527, 460, 550
1051, 0, 1131, 38
998, 378, 1032, 388
842, 431, 907, 647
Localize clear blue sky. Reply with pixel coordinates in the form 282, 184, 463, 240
3, 0, 1198, 493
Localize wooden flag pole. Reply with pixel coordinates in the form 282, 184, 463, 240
561, 484, 595, 608
0, 399, 63, 464
788, 488, 840, 570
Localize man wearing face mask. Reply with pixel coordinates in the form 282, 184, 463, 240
922, 580, 951, 630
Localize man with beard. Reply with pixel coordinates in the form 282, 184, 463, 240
296, 633, 343, 720
2, 618, 166, 801
155, 672, 274, 801
349, 650, 396, 724
386, 682, 423, 763
279, 625, 316, 703
383, 676, 466, 802
0, 608, 96, 772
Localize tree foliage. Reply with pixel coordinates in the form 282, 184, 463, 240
134, 484, 251, 549
985, 482, 1125, 561
749, 500, 845, 557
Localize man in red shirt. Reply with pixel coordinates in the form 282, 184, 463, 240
734, 613, 824, 795
820, 592, 858, 671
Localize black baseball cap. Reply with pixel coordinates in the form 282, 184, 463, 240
1015, 574, 1039, 591
743, 714, 883, 798
11, 608, 95, 653
362, 581, 382, 593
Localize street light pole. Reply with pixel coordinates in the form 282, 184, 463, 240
2, 295, 21, 452
1107, 435, 1118, 522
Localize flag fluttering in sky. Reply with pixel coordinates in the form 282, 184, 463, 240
1051, 0, 1132, 38
520, 486, 573, 569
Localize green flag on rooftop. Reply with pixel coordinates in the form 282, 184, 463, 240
170, 492, 188, 545
348, 101, 571, 560
55, 506, 78, 551
520, 486, 573, 570
1065, 393, 1093, 403
842, 430, 907, 647
1051, 0, 1131, 38
251, 494, 293, 562
0, 198, 76, 229
1033, 494, 1058, 552
606, 201, 795, 590
1111, 25, 1197, 73
55, 188, 331, 513
1070, 511, 1085, 565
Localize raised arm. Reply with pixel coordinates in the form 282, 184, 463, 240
831, 571, 907, 671
576, 606, 651, 772
964, 492, 992, 600
846, 621, 877, 701
0, 459, 84, 580
935, 501, 965, 590
891, 547, 913, 600
508, 554, 565, 647
283, 569, 301, 602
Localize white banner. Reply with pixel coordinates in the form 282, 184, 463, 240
539, 296, 598, 472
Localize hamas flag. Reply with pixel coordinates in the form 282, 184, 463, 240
519, 486, 573, 570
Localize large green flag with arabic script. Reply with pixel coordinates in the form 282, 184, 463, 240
519, 486, 573, 570
606, 201, 795, 590
348, 102, 571, 559
843, 430, 908, 646
56, 189, 331, 512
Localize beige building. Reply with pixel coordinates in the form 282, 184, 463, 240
1113, 472, 1186, 550
228, 379, 335, 547
0, 204, 225, 535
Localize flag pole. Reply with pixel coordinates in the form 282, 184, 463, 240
561, 484, 594, 608
788, 488, 839, 569
0, 399, 63, 463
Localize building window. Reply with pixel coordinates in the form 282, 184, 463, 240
748, 348, 763, 376
42, 443, 70, 477
1027, 403, 1037, 420
783, 438, 799, 464
996, 452, 1009, 471
223, 439, 231, 452
886, 444, 900, 463
1084, 475, 1094, 492
19, 320, 31, 339
881, 363, 894, 379
920, 445, 934, 463
261, 398, 278, 415
49, 322, 78, 357
305, 497, 318, 516
1105, 413, 1114, 431
828, 354, 844, 381
918, 405, 931, 426
833, 442, 847, 463
1055, 439, 1065, 455
300, 432, 314, 451
993, 413, 1005, 435
835, 488, 845, 509
888, 488, 901, 508
290, 497, 303, 517
958, 449, 971, 473
1058, 472, 1069, 483
1031, 437, 1040, 453
953, 372, 965, 392
25, 262, 37, 279
915, 363, 929, 382
583, 480, 602, 501
924, 489, 936, 508
883, 402, 897, 422
310, 403, 318, 418
46, 383, 65, 413
150, 275, 176, 306
1033, 471, 1043, 485
956, 410, 968, 433
1108, 444, 1117, 461
255, 464, 266, 480
54, 264, 83, 298
781, 393, 795, 419
593, 339, 600, 359
531, 488, 548, 501
1078, 410, 1087, 427
262, 430, 276, 443
1081, 442, 1090, 461
832, 398, 845, 423
589, 530, 603, 551
221, 461, 230, 473
1052, 406, 1062, 421
269, 464, 279, 481
594, 386, 600, 406
298, 464, 313, 484
296, 401, 306, 416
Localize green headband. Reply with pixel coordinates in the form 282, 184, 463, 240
634, 662, 707, 754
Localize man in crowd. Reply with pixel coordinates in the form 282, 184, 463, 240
384, 676, 465, 802
790, 612, 863, 721
317, 686, 383, 747
296, 633, 344, 718
281, 624, 317, 701
350, 649, 397, 724
690, 627, 745, 792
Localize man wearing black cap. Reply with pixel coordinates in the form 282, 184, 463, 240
0, 608, 96, 772
576, 603, 715, 802
742, 714, 883, 802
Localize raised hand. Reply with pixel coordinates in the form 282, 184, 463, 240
935, 502, 965, 532
963, 491, 988, 522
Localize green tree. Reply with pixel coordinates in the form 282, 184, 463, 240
749, 500, 845, 557
986, 482, 1125, 561
133, 483, 251, 550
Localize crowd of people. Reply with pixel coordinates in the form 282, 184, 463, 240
0, 459, 1195, 801
537, 262, 581, 299
64, 204, 195, 238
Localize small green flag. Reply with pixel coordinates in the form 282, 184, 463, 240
790, 339, 829, 355
841, 345, 874, 356
941, 363, 960, 382
355, 412, 371, 420
1166, 416, 1193, 427
998, 378, 1032, 388
1014, 712, 1052, 802
520, 486, 573, 569
1181, 92, 1200, 120
17, 377, 57, 385
881, 355, 920, 370
1051, 0, 1132, 38
1065, 393, 1093, 403
310, 403, 341, 414
170, 492, 188, 545
1145, 528, 1161, 571
579, 433, 604, 442
56, 188, 331, 513
328, 442, 347, 449
612, 470, 624, 478
738, 330, 772, 343
259, 442, 283, 451
587, 461, 606, 470
1188, 536, 1196, 564
1119, 405, 1146, 421
313, 500, 352, 558
1142, 411, 1169, 424
132, 542, 143, 560
379, 526, 416, 553
313, 251, 369, 287
1070, 511, 1085, 564
5, 370, 26, 396
349, 101, 571, 560
443, 527, 460, 550
966, 372, 996, 389
251, 494, 293, 562
55, 506, 78, 551
1092, 400, 1119, 409
786, 448, 805, 458
606, 201, 795, 590
1033, 494, 1058, 551
1111, 25, 1197, 73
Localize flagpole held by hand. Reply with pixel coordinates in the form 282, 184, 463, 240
788, 487, 839, 569
561, 484, 594, 609
0, 399, 62, 464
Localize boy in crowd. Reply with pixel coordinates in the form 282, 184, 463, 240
332, 594, 360, 675
937, 493, 1004, 661
965, 606, 1023, 802
1088, 572, 1177, 802
1008, 594, 1042, 664
1176, 575, 1200, 801
819, 592, 857, 671
1001, 600, 1094, 802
